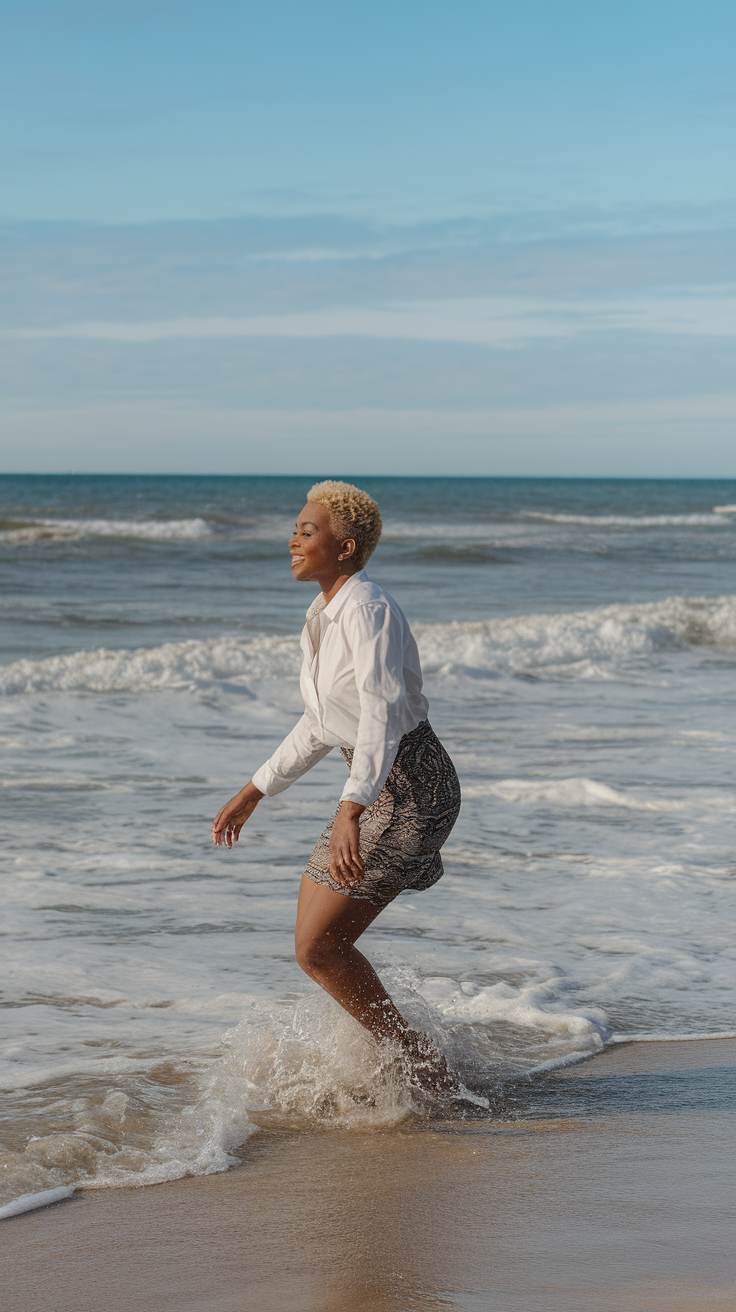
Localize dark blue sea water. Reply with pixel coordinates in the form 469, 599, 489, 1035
2, 475, 735, 659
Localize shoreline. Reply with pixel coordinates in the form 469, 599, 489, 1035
2, 1035, 735, 1312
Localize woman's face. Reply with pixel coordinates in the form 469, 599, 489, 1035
289, 502, 355, 582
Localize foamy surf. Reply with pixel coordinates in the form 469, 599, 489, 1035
464, 778, 672, 809
0, 970, 606, 1212
0, 633, 302, 694
1, 594, 734, 695
526, 512, 728, 526
0, 516, 213, 543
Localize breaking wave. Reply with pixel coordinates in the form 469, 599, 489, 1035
1, 594, 734, 695
525, 511, 731, 527
415, 593, 736, 678
0, 634, 302, 694
0, 516, 213, 543
463, 777, 668, 809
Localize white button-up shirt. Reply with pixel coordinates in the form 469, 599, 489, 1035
251, 570, 429, 808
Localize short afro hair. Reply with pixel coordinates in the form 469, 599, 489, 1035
307, 480, 382, 570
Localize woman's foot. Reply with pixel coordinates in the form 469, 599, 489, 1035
396, 1029, 460, 1094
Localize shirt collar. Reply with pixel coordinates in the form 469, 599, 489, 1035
306, 569, 368, 624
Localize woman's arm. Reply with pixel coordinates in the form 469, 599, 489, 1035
212, 714, 331, 848
251, 713, 333, 796
341, 601, 409, 809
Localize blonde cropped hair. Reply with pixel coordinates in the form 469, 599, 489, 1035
307, 480, 382, 570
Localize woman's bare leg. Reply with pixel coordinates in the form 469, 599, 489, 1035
294, 876, 408, 1041
294, 877, 458, 1090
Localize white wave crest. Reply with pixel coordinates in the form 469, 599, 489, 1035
463, 777, 666, 809
1, 594, 734, 696
0, 517, 212, 543
415, 593, 736, 677
0, 634, 302, 695
526, 511, 727, 527
421, 976, 610, 1048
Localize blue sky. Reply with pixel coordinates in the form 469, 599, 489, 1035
2, 0, 736, 474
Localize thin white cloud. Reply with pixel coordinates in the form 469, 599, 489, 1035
10, 288, 736, 346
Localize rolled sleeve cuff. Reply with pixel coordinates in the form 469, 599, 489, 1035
251, 762, 293, 797
339, 782, 375, 808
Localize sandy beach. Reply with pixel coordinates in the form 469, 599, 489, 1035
3, 1036, 735, 1312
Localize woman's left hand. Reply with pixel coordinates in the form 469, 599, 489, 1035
329, 801, 366, 887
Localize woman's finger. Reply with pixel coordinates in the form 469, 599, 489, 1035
335, 854, 360, 884
330, 855, 349, 885
341, 842, 362, 876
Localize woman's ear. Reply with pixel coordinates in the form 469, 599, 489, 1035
338, 538, 357, 563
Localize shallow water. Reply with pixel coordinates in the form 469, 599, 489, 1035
1, 475, 735, 1208
5, 1043, 736, 1312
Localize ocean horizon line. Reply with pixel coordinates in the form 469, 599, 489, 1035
2, 472, 736, 483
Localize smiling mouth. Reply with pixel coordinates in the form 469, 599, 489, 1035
291, 555, 305, 566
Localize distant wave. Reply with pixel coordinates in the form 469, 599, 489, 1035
525, 511, 728, 527
0, 516, 213, 543
2, 510, 732, 546
381, 520, 525, 540
378, 511, 733, 542
1, 594, 734, 696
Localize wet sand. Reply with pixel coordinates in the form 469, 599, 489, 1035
3, 1038, 735, 1312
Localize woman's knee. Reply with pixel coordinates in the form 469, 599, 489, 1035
294, 931, 341, 976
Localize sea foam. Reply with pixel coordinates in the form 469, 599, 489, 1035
2, 594, 733, 696
526, 512, 729, 527
0, 516, 212, 543
0, 633, 302, 695
0, 969, 604, 1213
462, 778, 669, 809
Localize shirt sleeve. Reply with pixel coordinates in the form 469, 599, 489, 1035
251, 713, 333, 796
340, 601, 409, 808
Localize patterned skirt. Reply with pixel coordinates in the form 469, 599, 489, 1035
303, 720, 461, 908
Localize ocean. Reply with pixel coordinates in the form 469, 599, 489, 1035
1, 474, 735, 1211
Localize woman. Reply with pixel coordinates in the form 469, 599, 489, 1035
212, 481, 461, 1089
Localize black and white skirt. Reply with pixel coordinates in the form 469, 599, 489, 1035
303, 720, 461, 908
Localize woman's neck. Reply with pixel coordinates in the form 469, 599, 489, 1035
320, 568, 359, 606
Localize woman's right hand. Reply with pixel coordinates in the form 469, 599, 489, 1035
211, 781, 264, 848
